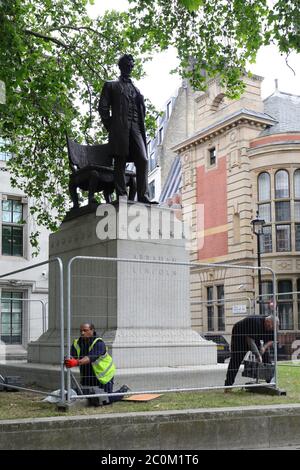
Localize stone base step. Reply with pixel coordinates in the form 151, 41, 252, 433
0, 361, 250, 392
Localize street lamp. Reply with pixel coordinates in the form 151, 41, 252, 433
251, 210, 265, 315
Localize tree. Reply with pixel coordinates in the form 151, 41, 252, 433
1, 0, 299, 254
0, 0, 155, 254
128, 0, 300, 95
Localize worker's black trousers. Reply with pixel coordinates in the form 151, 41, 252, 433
224, 341, 271, 387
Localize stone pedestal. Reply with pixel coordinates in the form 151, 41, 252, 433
28, 202, 216, 367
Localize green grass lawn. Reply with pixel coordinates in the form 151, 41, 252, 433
0, 364, 299, 420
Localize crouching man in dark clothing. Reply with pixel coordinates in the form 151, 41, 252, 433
224, 315, 278, 389
64, 323, 129, 404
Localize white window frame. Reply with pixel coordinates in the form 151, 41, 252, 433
0, 195, 28, 259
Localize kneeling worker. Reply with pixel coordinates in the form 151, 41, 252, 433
224, 315, 278, 390
64, 323, 129, 403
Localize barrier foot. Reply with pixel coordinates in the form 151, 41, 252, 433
56, 399, 89, 411
245, 384, 286, 396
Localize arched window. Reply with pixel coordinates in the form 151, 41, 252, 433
294, 169, 300, 199
275, 170, 290, 223
258, 172, 272, 252
294, 170, 300, 248
258, 172, 270, 201
275, 170, 289, 199
258, 172, 271, 223
274, 170, 290, 252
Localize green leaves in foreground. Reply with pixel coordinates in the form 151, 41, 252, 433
1, 0, 299, 253
179, 0, 204, 11
0, 0, 154, 253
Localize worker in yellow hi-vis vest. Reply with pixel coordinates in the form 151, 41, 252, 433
64, 323, 129, 403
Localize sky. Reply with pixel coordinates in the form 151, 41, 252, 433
88, 0, 300, 110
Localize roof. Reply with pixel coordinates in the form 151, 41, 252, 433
196, 107, 276, 134
172, 108, 276, 152
159, 156, 182, 202
260, 90, 300, 136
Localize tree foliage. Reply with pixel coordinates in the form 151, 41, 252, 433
0, 0, 155, 253
128, 0, 300, 95
0, 0, 299, 254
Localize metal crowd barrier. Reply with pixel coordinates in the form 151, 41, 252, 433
0, 255, 281, 404
65, 256, 278, 403
0, 258, 64, 401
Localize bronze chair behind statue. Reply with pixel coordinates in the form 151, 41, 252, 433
66, 137, 137, 208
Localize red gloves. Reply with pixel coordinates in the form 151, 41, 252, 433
64, 358, 79, 368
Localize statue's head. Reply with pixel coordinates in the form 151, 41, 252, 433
118, 54, 134, 77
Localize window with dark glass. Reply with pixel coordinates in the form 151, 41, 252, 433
294, 170, 300, 198
296, 224, 300, 251
207, 286, 214, 331
297, 278, 300, 330
257, 169, 300, 254
294, 201, 300, 222
208, 147, 216, 166
276, 224, 291, 252
278, 280, 293, 330
275, 201, 291, 222
261, 225, 272, 254
274, 171, 290, 252
216, 285, 225, 331
261, 280, 273, 315
1, 199, 23, 256
148, 181, 155, 201
149, 152, 156, 172
206, 285, 225, 332
1, 291, 23, 344
294, 170, 300, 251
166, 101, 172, 119
158, 127, 164, 145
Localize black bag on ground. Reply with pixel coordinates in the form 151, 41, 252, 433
80, 386, 110, 406
242, 359, 274, 383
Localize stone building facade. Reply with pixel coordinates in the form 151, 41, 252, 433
173, 75, 300, 353
0, 137, 49, 358
147, 80, 197, 202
